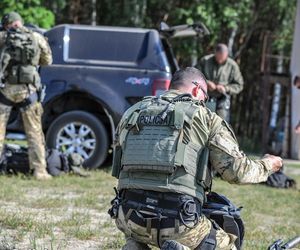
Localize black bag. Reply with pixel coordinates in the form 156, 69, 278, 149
0, 144, 87, 176
265, 170, 296, 189
202, 192, 245, 250
0, 144, 30, 174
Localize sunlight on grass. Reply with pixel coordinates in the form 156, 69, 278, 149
0, 165, 299, 249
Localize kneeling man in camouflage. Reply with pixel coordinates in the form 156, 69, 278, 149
110, 67, 282, 249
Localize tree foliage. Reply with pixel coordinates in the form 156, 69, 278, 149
1, 0, 297, 151
48, 0, 296, 152
0, 0, 55, 28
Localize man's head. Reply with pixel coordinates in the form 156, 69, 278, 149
294, 76, 300, 89
170, 67, 208, 102
1, 12, 23, 30
214, 43, 229, 65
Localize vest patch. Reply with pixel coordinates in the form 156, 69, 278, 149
138, 114, 169, 126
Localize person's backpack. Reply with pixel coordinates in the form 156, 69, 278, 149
3, 28, 40, 85
202, 192, 245, 250
46, 148, 69, 176
46, 148, 88, 177
265, 170, 296, 189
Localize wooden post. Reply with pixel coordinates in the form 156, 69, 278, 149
261, 32, 272, 153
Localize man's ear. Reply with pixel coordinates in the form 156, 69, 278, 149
192, 86, 198, 97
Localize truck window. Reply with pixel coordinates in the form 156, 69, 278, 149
65, 28, 149, 64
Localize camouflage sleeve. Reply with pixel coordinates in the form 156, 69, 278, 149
208, 115, 273, 184
34, 32, 53, 66
0, 32, 6, 49
224, 63, 244, 95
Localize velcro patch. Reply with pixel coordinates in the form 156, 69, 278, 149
138, 114, 170, 126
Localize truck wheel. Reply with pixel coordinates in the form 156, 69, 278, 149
46, 111, 109, 168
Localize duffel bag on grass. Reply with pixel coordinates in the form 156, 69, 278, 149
0, 144, 89, 177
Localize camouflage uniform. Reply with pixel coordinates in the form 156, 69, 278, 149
198, 54, 244, 122
113, 90, 274, 250
0, 26, 52, 179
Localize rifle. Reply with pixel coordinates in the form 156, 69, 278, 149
268, 236, 300, 250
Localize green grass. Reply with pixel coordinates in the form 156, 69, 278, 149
0, 165, 299, 249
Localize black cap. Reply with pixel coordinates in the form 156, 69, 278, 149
1, 12, 23, 27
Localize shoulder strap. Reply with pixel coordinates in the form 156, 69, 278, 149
173, 100, 200, 129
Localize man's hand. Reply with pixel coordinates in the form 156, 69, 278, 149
207, 80, 217, 91
263, 154, 283, 172
216, 84, 226, 94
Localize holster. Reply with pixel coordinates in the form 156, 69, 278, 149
108, 187, 122, 219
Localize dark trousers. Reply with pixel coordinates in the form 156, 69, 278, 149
216, 108, 230, 123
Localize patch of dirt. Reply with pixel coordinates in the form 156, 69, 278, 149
24, 188, 82, 200
0, 189, 112, 250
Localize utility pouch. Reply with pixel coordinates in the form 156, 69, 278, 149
108, 187, 122, 219
196, 147, 212, 192
37, 85, 46, 102
112, 145, 122, 178
6, 65, 36, 84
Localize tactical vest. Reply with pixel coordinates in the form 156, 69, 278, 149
1, 28, 40, 85
113, 95, 212, 204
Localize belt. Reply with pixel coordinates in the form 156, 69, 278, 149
0, 90, 38, 110
123, 189, 201, 211
121, 189, 202, 248
122, 189, 201, 229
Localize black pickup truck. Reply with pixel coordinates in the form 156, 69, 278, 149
6, 23, 209, 168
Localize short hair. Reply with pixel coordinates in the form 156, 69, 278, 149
170, 67, 207, 89
215, 43, 228, 53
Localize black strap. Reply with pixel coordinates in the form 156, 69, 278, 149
0, 90, 38, 110
223, 215, 241, 250
157, 212, 163, 248
195, 222, 217, 250
18, 91, 38, 110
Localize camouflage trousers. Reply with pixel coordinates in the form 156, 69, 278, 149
115, 205, 237, 250
0, 84, 47, 174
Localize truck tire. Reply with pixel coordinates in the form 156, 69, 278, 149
46, 111, 108, 168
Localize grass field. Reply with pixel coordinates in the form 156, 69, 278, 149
0, 164, 299, 250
